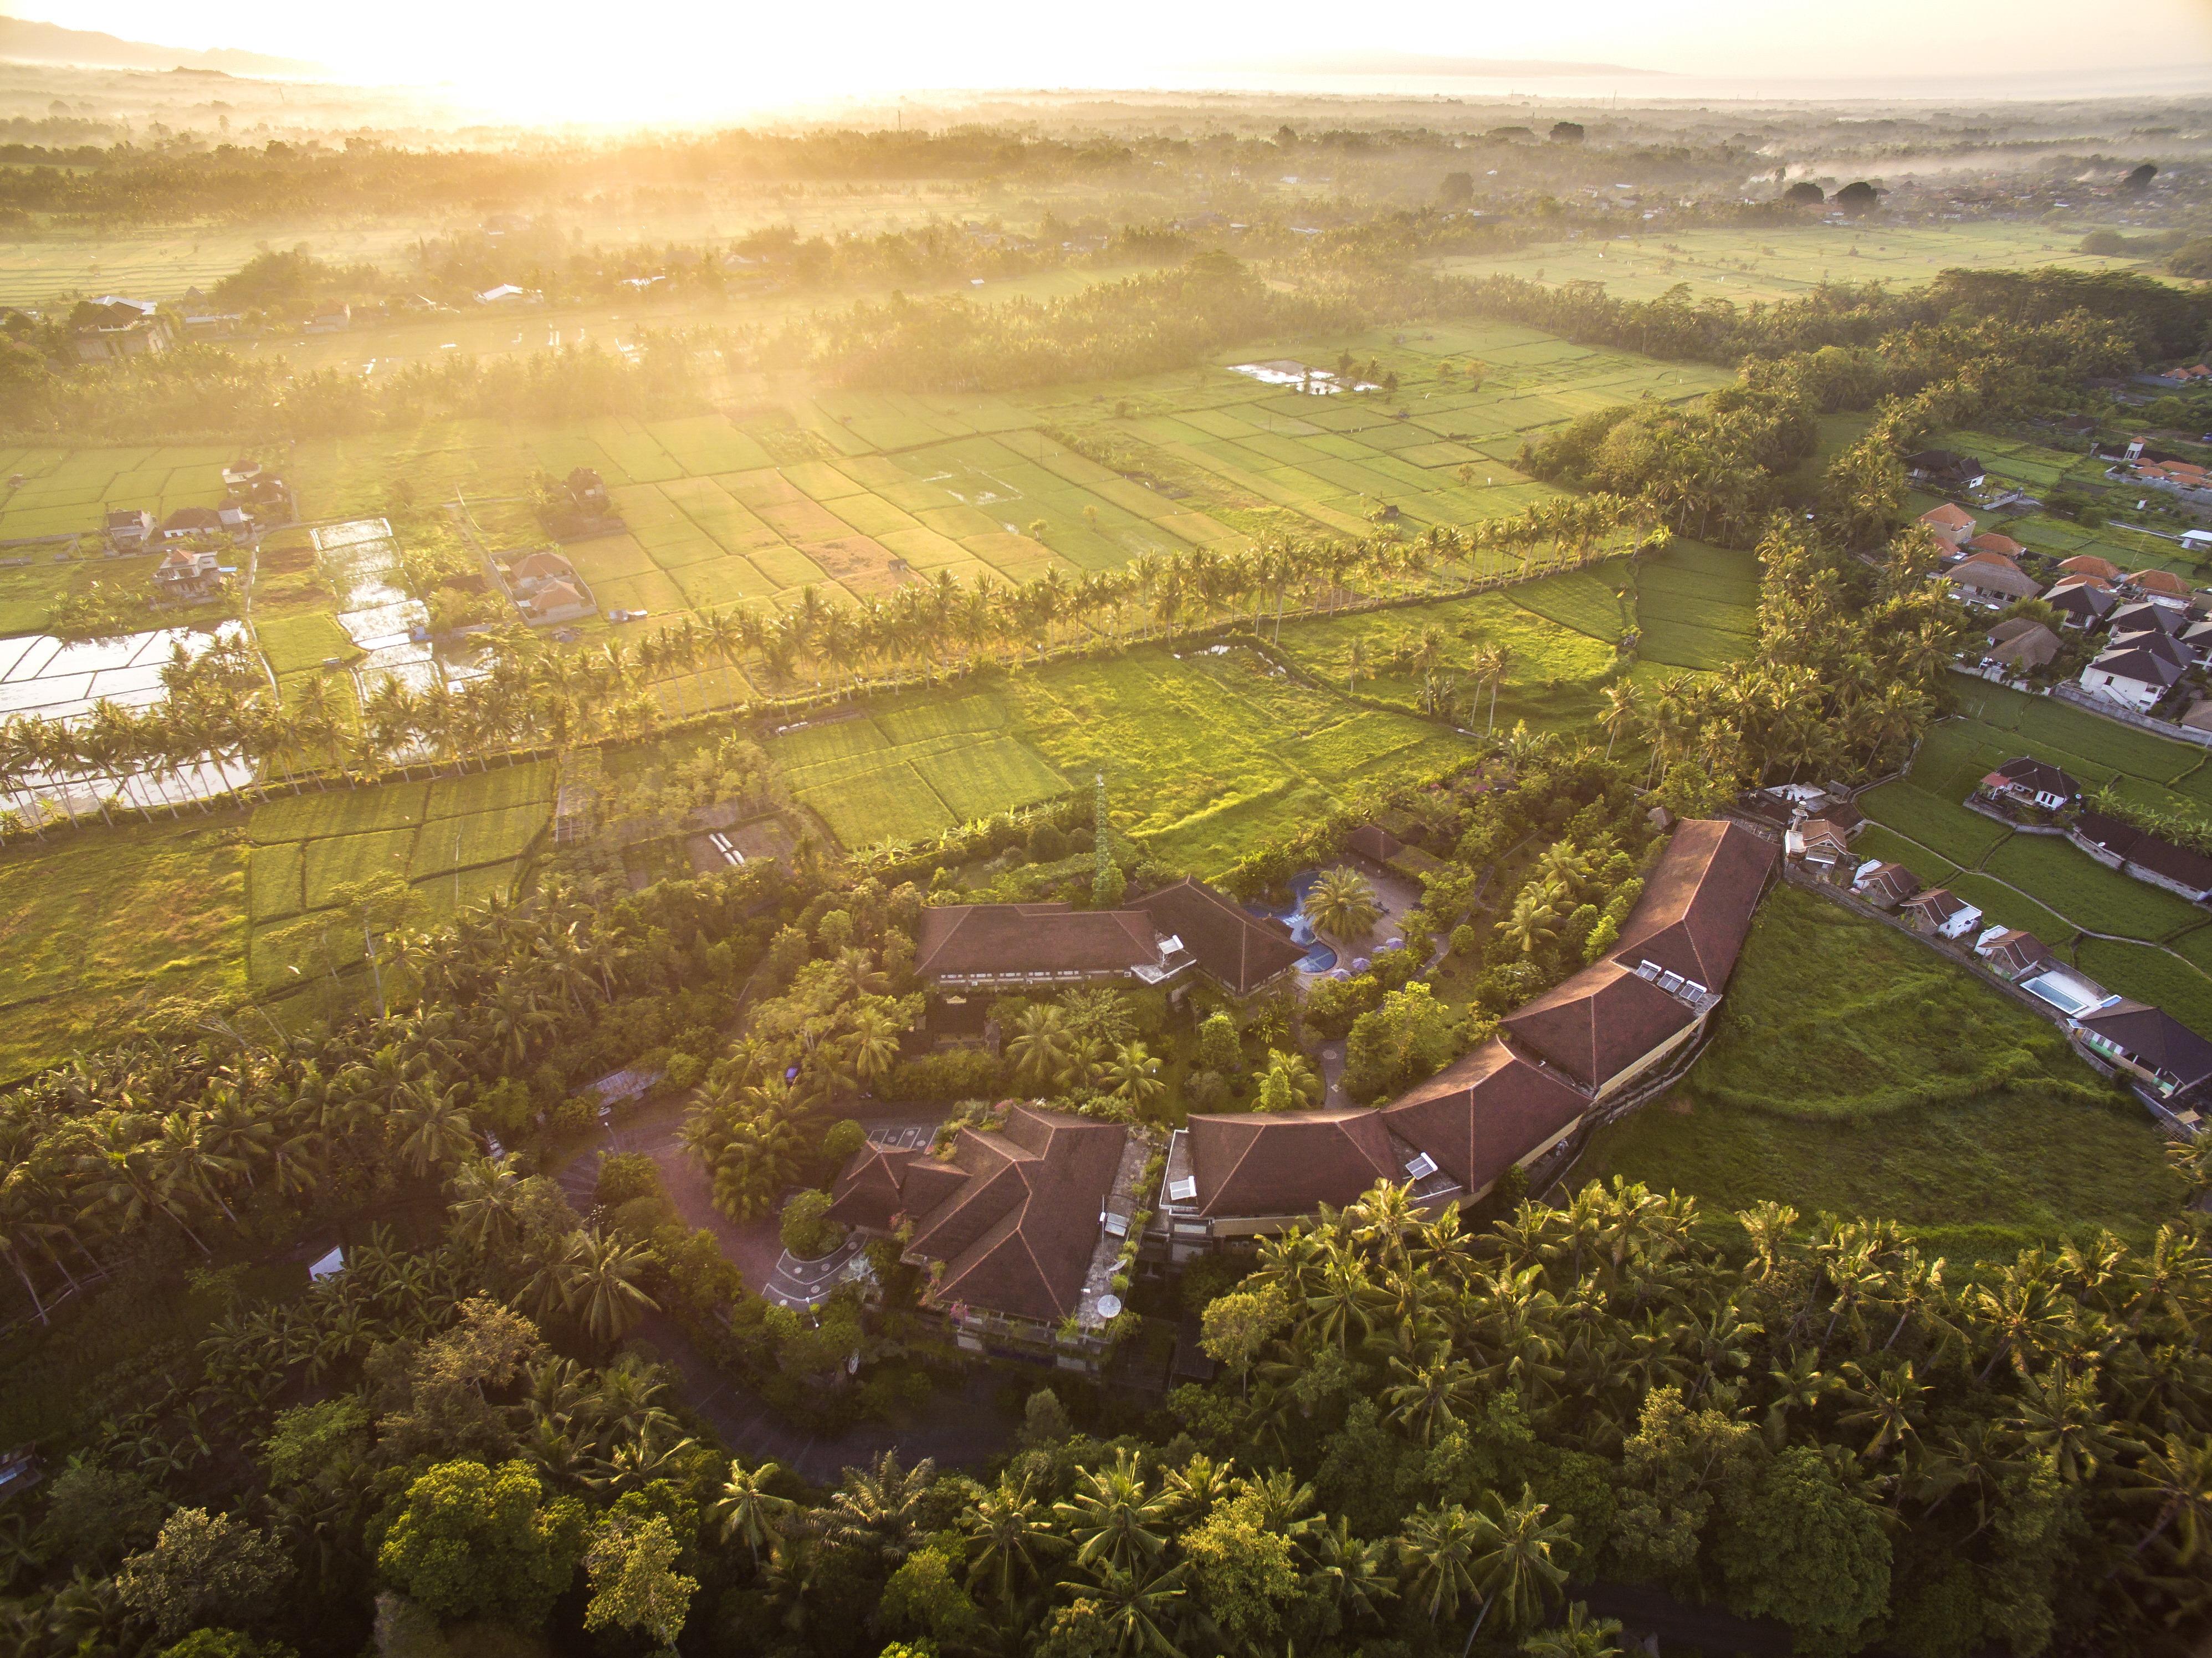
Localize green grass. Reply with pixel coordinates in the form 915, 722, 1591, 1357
1855, 782, 2014, 867
1984, 834, 2203, 942
2073, 939, 2212, 1033
1579, 885, 2184, 1262
1632, 540, 1760, 671
1004, 643, 1471, 873
0, 813, 248, 1078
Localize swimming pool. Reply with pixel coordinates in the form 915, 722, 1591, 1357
1246, 868, 1340, 974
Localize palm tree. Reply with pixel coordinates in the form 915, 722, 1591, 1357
1256, 1048, 1322, 1112
713, 1459, 795, 1570
1055, 1450, 1172, 1577
1520, 1601, 1626, 1658
558, 1227, 660, 1347
964, 1475, 1059, 1605
1007, 1002, 1077, 1093
1472, 1488, 1573, 1636
1304, 866, 1380, 944
1598, 680, 1641, 760
1399, 1502, 1486, 1626
827, 1451, 936, 1563
1104, 1041, 1165, 1113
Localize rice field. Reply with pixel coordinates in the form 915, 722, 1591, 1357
242, 760, 554, 986
1435, 221, 2163, 305
0, 443, 236, 541
1632, 540, 1759, 671
1858, 683, 2212, 1033
0, 813, 248, 1079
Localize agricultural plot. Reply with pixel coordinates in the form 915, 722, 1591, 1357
1435, 222, 2161, 305
0, 444, 234, 541
1631, 540, 1759, 671
2003, 513, 2209, 585
1004, 643, 1473, 873
765, 690, 1071, 850
243, 761, 554, 986
0, 815, 248, 1078
1272, 570, 1624, 734
1580, 884, 2181, 1263
1929, 429, 2112, 499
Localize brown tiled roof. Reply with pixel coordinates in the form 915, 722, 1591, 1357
1856, 861, 1922, 906
1127, 878, 1304, 996
2133, 569, 2191, 597
902, 1106, 1125, 1324
825, 1144, 916, 1231
1501, 961, 1698, 1093
514, 551, 575, 581
1980, 928, 2055, 977
1986, 622, 2060, 669
1611, 818, 1778, 991
1968, 532, 2027, 559
2060, 554, 2122, 581
1946, 562, 2042, 600
1185, 1109, 1399, 1219
915, 903, 1161, 980
1903, 887, 1974, 924
1380, 1040, 1589, 1195
1921, 504, 1975, 532
1799, 819, 1853, 858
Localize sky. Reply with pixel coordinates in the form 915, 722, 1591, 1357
9, 0, 2212, 119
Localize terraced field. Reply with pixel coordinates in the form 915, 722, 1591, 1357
0, 443, 235, 541
1857, 682, 2212, 1031
243, 760, 555, 988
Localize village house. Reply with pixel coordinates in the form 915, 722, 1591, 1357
2073, 1001, 2212, 1102
2081, 638, 2185, 712
1901, 886, 1984, 941
104, 509, 153, 551
2059, 554, 2122, 583
1918, 503, 1978, 548
2129, 567, 2195, 608
1980, 757, 2081, 813
1785, 816, 1857, 877
2067, 809, 2212, 903
1906, 450, 1988, 492
1980, 617, 2060, 674
151, 546, 221, 599
160, 506, 225, 542
1965, 531, 2027, 561
1944, 559, 2043, 608
72, 296, 175, 363
2043, 579, 2117, 631
1974, 926, 2056, 980
1853, 859, 1923, 909
566, 468, 612, 515
508, 549, 595, 623
826, 1105, 1131, 1368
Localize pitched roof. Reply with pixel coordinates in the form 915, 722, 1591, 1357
2133, 569, 2191, 597
1127, 877, 1305, 996
1903, 886, 1977, 924
2110, 600, 2184, 637
2183, 698, 2212, 733
2090, 643, 2185, 688
1345, 823, 1405, 863
1986, 621, 2060, 668
2060, 554, 2122, 580
2045, 581, 2116, 620
825, 1143, 918, 1231
2072, 810, 2212, 893
914, 903, 1163, 980
1945, 561, 2042, 600
1610, 818, 1779, 991
2076, 1002, 2212, 1092
514, 551, 575, 581
1857, 861, 1922, 904
1995, 758, 2081, 800
902, 1106, 1126, 1324
1979, 928, 2055, 976
1968, 532, 2027, 559
1799, 818, 1853, 857
162, 505, 222, 530
1920, 504, 1976, 532
1501, 961, 1699, 1092
1379, 1040, 1590, 1195
1958, 549, 2020, 571
1184, 1109, 1400, 1219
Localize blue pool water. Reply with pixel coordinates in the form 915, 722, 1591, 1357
1246, 868, 1339, 973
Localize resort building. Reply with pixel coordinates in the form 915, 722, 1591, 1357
2072, 1002, 2212, 1102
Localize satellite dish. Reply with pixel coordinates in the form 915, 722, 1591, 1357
1097, 1294, 1123, 1319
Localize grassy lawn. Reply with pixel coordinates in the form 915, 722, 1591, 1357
1579, 884, 2184, 1262
0, 812, 249, 1078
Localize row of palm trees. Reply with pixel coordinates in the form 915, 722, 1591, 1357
0, 494, 1655, 838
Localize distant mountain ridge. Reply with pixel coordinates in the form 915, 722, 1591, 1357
0, 14, 324, 77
